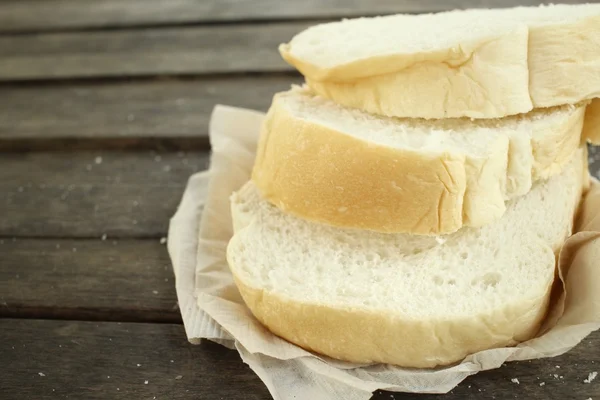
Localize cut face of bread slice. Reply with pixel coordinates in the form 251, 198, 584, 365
253, 87, 585, 234
228, 149, 586, 368
280, 4, 600, 119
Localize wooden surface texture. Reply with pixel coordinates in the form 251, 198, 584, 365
1, 1, 599, 399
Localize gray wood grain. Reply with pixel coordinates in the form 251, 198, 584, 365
0, 319, 598, 400
0, 319, 271, 400
590, 145, 600, 179
0, 0, 591, 33
0, 151, 209, 237
0, 239, 179, 322
0, 23, 310, 81
0, 76, 300, 143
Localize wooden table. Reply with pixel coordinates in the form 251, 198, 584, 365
1, 1, 599, 399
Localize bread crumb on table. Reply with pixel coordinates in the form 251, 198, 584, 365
511, 378, 520, 384
584, 371, 598, 384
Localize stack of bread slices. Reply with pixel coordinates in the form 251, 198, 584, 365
226, 4, 600, 368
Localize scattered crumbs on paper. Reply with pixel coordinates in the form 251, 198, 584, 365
101, 234, 107, 241
155, 155, 162, 162
175, 375, 183, 380
170, 360, 174, 363
72, 248, 77, 253
553, 374, 559, 379
539, 382, 545, 386
560, 376, 563, 379
556, 365, 560, 369
38, 372, 45, 377
144, 380, 149, 385
584, 371, 598, 384
107, 376, 110, 379
160, 237, 167, 245
137, 364, 141, 367
117, 388, 120, 391
163, 165, 171, 172
511, 378, 519, 384
95, 156, 103, 164
152, 290, 159, 295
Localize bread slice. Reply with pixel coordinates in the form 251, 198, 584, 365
228, 149, 587, 368
280, 4, 600, 119
253, 87, 585, 234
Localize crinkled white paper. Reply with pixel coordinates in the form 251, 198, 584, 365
167, 105, 600, 400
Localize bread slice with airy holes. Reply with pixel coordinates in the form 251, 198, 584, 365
228, 149, 587, 368
253, 87, 585, 235
279, 4, 600, 120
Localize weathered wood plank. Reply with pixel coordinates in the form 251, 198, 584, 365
0, 23, 309, 81
0, 151, 208, 237
1, 319, 599, 400
0, 76, 299, 143
0, 239, 179, 322
0, 0, 589, 33
0, 319, 270, 400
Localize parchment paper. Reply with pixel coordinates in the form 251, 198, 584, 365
167, 105, 600, 400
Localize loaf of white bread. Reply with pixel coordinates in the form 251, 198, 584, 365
225, 4, 599, 368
